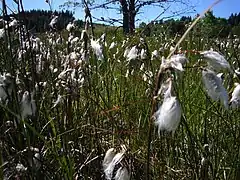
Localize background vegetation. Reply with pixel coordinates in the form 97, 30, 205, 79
0, 4, 240, 180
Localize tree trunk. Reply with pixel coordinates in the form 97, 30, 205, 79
120, 0, 129, 34
129, 0, 136, 33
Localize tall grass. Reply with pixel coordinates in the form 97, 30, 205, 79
0, 0, 240, 179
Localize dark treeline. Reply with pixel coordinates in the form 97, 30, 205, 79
22, 10, 74, 32
1, 10, 84, 33
140, 12, 240, 38
19, 10, 74, 32
2, 9, 240, 37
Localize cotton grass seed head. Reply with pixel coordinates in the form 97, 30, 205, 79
161, 54, 188, 72
0, 28, 5, 39
155, 79, 181, 135
140, 49, 147, 60
202, 68, 229, 109
170, 54, 188, 65
201, 50, 232, 73
103, 146, 129, 180
127, 46, 138, 61
104, 152, 124, 180
27, 147, 41, 170
230, 83, 240, 109
109, 42, 116, 49
90, 39, 104, 60
21, 91, 36, 118
155, 96, 181, 135
16, 163, 27, 172
114, 166, 130, 180
49, 15, 58, 29
103, 148, 116, 171
66, 21, 75, 32
151, 50, 159, 60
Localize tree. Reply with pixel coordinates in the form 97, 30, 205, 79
232, 25, 240, 36
139, 21, 151, 36
1, 10, 75, 33
61, 0, 193, 34
197, 11, 217, 38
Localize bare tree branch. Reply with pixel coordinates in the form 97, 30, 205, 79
60, 0, 195, 34
92, 16, 123, 25
136, 0, 167, 13
89, 0, 119, 10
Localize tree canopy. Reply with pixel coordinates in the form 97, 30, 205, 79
1, 10, 75, 33
140, 12, 240, 38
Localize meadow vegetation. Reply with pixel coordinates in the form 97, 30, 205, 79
0, 4, 240, 180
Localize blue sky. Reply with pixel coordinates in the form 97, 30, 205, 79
4, 0, 240, 25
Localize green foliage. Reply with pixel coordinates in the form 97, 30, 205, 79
140, 12, 240, 38
232, 25, 240, 36
0, 7, 240, 179
2, 10, 75, 33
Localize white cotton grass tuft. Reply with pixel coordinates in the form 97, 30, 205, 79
216, 73, 224, 82
234, 68, 240, 79
0, 84, 8, 102
154, 79, 181, 135
158, 78, 172, 99
140, 49, 147, 60
21, 91, 36, 118
114, 167, 130, 180
0, 73, 13, 102
155, 97, 181, 135
170, 54, 188, 65
104, 152, 124, 180
32, 152, 41, 170
66, 21, 75, 32
103, 146, 130, 180
200, 50, 232, 73
161, 54, 188, 72
109, 42, 116, 49
27, 147, 41, 170
142, 70, 153, 84
90, 39, 104, 60
52, 94, 63, 108
49, 15, 58, 29
9, 17, 18, 28
102, 148, 116, 171
99, 33, 106, 43
230, 83, 240, 109
16, 163, 27, 172
127, 46, 138, 61
202, 68, 229, 109
71, 36, 79, 44
140, 63, 144, 71
80, 30, 87, 40
0, 28, 5, 39
151, 50, 159, 60
58, 69, 69, 80
123, 48, 130, 58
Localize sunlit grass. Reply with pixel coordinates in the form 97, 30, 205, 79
0, 9, 240, 180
